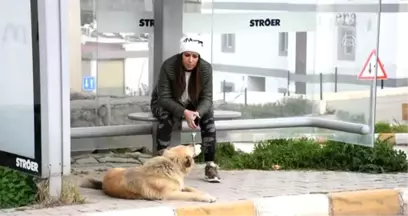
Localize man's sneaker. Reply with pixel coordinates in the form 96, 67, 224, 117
204, 162, 221, 183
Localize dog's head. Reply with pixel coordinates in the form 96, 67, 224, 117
158, 144, 201, 173
157, 143, 201, 158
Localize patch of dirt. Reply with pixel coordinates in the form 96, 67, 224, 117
68, 148, 152, 187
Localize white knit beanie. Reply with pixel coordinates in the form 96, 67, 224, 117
179, 34, 203, 56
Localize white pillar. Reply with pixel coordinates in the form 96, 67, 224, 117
151, 0, 184, 89
38, 0, 71, 197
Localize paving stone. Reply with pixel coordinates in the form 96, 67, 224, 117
2, 163, 407, 216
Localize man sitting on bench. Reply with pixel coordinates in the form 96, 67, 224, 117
149, 34, 221, 183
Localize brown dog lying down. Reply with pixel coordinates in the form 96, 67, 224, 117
80, 144, 217, 203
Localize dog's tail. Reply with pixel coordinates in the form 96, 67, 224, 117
80, 178, 103, 190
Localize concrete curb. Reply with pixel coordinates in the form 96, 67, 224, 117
81, 188, 408, 216
376, 133, 408, 146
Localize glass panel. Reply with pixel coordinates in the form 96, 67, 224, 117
393, 3, 408, 124
309, 2, 380, 146
74, 0, 152, 127
182, 1, 315, 143
71, 0, 153, 152
0, 0, 36, 158
182, 0, 380, 147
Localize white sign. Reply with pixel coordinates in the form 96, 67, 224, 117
16, 157, 39, 173
0, 0, 36, 158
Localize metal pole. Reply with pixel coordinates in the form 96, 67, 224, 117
287, 70, 290, 96
334, 67, 338, 92
244, 88, 247, 106
369, 0, 382, 146
223, 80, 226, 101
319, 73, 323, 100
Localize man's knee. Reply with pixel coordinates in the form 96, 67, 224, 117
153, 108, 173, 122
200, 111, 215, 125
152, 106, 172, 119
158, 111, 171, 120
200, 112, 216, 133
200, 108, 215, 122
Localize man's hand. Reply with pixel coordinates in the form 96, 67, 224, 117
193, 111, 200, 119
184, 110, 199, 129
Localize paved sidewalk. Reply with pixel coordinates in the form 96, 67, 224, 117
1, 153, 408, 216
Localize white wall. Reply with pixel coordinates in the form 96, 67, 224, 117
204, 12, 407, 95
306, 12, 407, 94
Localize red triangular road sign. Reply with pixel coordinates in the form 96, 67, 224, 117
358, 49, 388, 80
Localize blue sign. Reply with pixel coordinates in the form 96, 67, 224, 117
82, 76, 96, 91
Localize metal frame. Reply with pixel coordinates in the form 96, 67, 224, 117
59, 0, 71, 176
71, 117, 370, 139
369, 0, 382, 146
150, 0, 163, 90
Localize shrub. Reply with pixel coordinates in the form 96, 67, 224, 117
0, 167, 85, 209
196, 138, 408, 174
195, 142, 241, 166
375, 121, 408, 133
375, 121, 393, 133
391, 124, 408, 133
0, 167, 37, 209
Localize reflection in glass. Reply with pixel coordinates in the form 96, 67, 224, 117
72, 0, 153, 129
71, 0, 404, 150
182, 0, 383, 146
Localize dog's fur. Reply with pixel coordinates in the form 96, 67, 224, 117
80, 144, 216, 203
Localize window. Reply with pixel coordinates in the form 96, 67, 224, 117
220, 81, 235, 93
221, 33, 235, 53
247, 76, 266, 92
278, 32, 288, 56
337, 26, 356, 61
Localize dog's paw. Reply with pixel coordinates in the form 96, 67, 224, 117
204, 194, 217, 203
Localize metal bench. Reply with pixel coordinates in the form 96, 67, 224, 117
71, 117, 371, 151
127, 110, 242, 155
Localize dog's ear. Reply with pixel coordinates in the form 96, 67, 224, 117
184, 156, 193, 168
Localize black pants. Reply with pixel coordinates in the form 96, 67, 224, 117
151, 104, 217, 162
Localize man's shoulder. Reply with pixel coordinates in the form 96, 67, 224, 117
199, 58, 212, 73
162, 54, 178, 76
163, 54, 178, 67
200, 58, 211, 67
